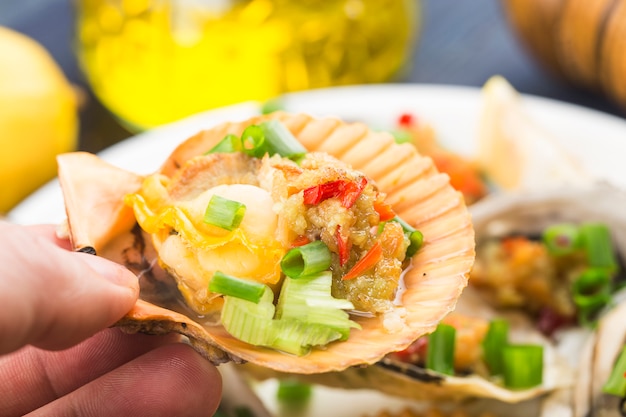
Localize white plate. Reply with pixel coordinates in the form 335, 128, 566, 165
8, 83, 626, 225
7, 83, 626, 416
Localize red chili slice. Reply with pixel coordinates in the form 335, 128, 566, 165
373, 198, 395, 222
336, 226, 351, 267
342, 241, 383, 281
302, 178, 367, 209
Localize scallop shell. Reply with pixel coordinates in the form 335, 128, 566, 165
57, 112, 475, 374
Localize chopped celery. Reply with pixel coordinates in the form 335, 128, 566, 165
219, 271, 359, 355
277, 272, 358, 341
220, 287, 276, 347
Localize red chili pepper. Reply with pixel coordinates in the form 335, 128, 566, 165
336, 226, 351, 267
290, 235, 311, 248
373, 198, 395, 222
303, 180, 342, 205
342, 241, 383, 281
302, 178, 367, 209
340, 177, 368, 208
397, 112, 416, 128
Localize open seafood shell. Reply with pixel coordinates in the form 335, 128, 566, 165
242, 285, 574, 404
244, 183, 626, 404
57, 112, 475, 374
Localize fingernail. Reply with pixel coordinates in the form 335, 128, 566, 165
81, 254, 138, 289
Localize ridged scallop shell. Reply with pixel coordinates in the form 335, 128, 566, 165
57, 112, 474, 374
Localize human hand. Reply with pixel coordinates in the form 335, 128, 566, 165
0, 222, 222, 416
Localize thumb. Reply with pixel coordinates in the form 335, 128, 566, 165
0, 222, 139, 354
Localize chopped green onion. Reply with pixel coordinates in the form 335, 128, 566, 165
406, 230, 424, 258
277, 380, 313, 404
502, 344, 543, 389
426, 323, 456, 375
482, 318, 510, 376
207, 133, 242, 154
207, 120, 306, 161
209, 271, 266, 303
390, 216, 424, 257
261, 98, 284, 114
572, 267, 612, 324
542, 223, 581, 256
204, 195, 246, 231
260, 120, 307, 160
580, 223, 617, 272
603, 346, 626, 397
280, 240, 332, 278
240, 125, 268, 158
391, 129, 413, 144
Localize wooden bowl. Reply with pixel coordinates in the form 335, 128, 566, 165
502, 0, 626, 112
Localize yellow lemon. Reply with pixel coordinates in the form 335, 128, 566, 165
0, 26, 79, 213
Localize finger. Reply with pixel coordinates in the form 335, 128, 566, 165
0, 328, 180, 417
0, 222, 139, 353
30, 343, 222, 417
23, 224, 73, 250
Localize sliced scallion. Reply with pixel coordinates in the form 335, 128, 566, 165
502, 344, 543, 389
603, 345, 626, 397
280, 240, 332, 279
207, 133, 242, 154
204, 194, 246, 231
240, 125, 268, 158
572, 267, 612, 324
542, 223, 581, 256
580, 223, 617, 272
277, 380, 313, 404
260, 120, 307, 160
426, 323, 456, 375
482, 318, 510, 376
391, 216, 424, 258
406, 230, 424, 258
209, 271, 267, 303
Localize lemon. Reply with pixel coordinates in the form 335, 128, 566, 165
477, 75, 589, 191
0, 26, 79, 213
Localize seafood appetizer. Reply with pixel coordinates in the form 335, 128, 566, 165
470, 183, 626, 336
244, 183, 626, 404
56, 112, 475, 373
